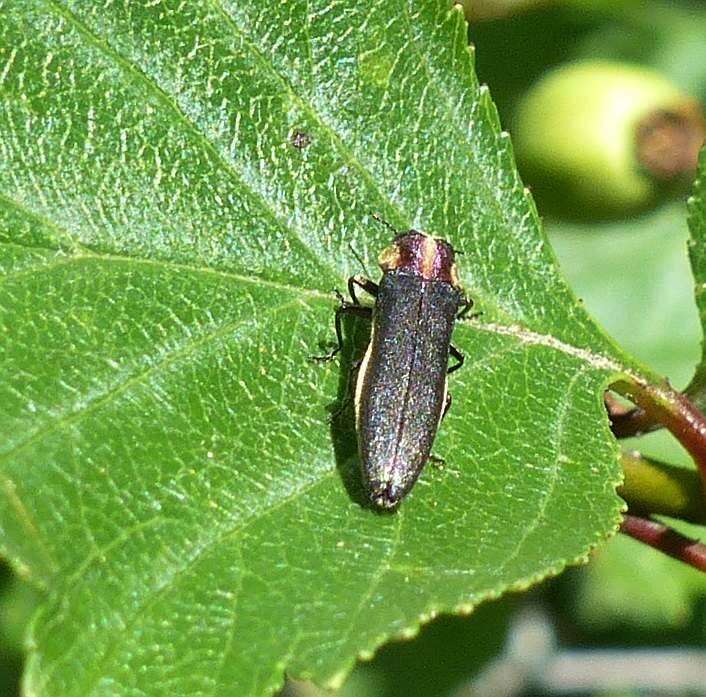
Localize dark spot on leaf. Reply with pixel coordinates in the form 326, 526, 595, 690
291, 130, 312, 149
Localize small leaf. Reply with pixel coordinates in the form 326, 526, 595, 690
1, 1, 645, 694
687, 150, 706, 401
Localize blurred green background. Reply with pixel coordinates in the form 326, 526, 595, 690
4, 1, 706, 695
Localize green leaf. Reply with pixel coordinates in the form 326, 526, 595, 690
549, 204, 701, 391
570, 522, 706, 631
548, 194, 706, 634
687, 151, 706, 400
0, 1, 644, 694
287, 600, 512, 697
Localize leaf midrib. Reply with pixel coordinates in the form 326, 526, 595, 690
1, 233, 635, 470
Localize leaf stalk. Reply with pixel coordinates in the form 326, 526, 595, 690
611, 379, 706, 497
620, 514, 706, 573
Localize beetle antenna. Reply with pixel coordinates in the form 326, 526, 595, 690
371, 212, 399, 235
348, 243, 369, 274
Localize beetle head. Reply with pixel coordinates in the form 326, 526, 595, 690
378, 230, 461, 288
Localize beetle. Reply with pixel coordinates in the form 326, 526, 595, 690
317, 222, 471, 509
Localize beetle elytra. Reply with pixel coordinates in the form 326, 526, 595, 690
317, 224, 471, 508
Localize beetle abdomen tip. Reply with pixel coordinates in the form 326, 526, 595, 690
369, 480, 405, 509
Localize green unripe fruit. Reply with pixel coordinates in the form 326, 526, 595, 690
514, 60, 705, 217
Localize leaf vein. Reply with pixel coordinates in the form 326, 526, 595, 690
0, 296, 313, 464
210, 0, 419, 227
72, 472, 335, 697
494, 364, 589, 574
0, 189, 86, 253
41, 0, 335, 281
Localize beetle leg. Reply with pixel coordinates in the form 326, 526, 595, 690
348, 275, 379, 305
448, 344, 464, 374
456, 296, 473, 320
329, 393, 351, 422
457, 296, 482, 321
329, 358, 365, 422
311, 303, 372, 362
428, 454, 446, 468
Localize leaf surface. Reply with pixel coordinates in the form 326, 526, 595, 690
549, 205, 700, 390
0, 1, 640, 694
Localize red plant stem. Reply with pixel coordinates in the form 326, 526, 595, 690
609, 404, 659, 438
620, 514, 706, 573
612, 379, 706, 496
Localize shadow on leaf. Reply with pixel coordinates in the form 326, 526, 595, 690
323, 311, 385, 512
